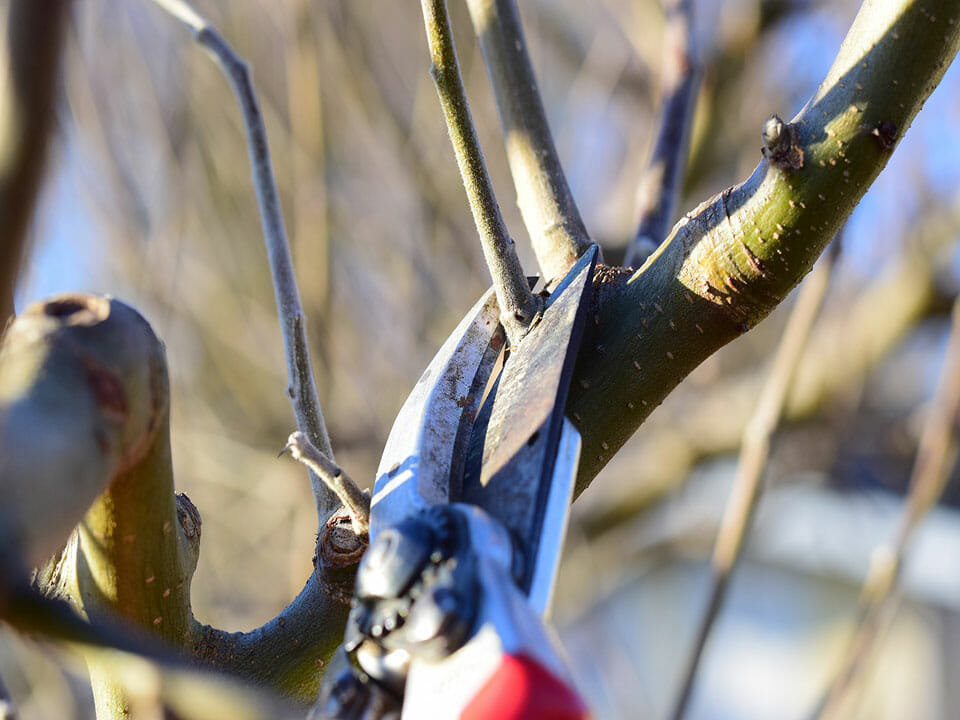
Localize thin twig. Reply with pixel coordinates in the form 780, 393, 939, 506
282, 432, 369, 537
625, 0, 700, 268
465, 0, 591, 283
670, 240, 839, 720
812, 294, 960, 720
147, 0, 337, 520
420, 0, 542, 343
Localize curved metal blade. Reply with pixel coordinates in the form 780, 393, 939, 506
462, 245, 598, 594
527, 417, 580, 617
371, 288, 504, 537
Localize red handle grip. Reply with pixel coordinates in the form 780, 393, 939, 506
462, 654, 590, 720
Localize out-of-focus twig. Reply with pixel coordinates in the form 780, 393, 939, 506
419, 0, 542, 343
812, 294, 960, 720
624, 0, 700, 268
282, 432, 369, 536
0, 672, 16, 720
0, 0, 70, 330
147, 0, 337, 522
670, 239, 839, 720
4, 585, 300, 720
465, 0, 592, 283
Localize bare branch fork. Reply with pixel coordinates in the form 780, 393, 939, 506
465, 0, 592, 283
419, 0, 542, 343
812, 295, 960, 720
670, 237, 840, 720
283, 432, 370, 536
148, 0, 337, 523
625, 0, 700, 268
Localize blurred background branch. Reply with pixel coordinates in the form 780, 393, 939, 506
466, 0, 593, 282
625, 0, 700, 268
0, 671, 15, 720
671, 236, 838, 720
0, 0, 70, 330
813, 294, 960, 720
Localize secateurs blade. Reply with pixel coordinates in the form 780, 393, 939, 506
318, 245, 599, 720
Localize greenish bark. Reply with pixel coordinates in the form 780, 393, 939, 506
3, 296, 359, 713
569, 0, 960, 494
186, 509, 359, 701
2, 1, 960, 716
466, 0, 592, 282
0, 296, 168, 568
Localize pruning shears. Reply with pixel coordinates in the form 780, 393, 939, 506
317, 245, 599, 720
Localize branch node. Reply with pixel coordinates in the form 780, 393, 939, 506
761, 115, 804, 170
870, 120, 898, 150
282, 432, 370, 537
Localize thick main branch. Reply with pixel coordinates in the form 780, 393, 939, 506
568, 0, 960, 494
12, 295, 360, 710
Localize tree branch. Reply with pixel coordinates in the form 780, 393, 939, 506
567, 0, 960, 496
465, 0, 592, 282
625, 0, 700, 268
2, 295, 187, 717
579, 195, 960, 530
283, 432, 370, 537
1, 586, 302, 720
186, 507, 362, 701
147, 0, 337, 524
0, 0, 70, 330
670, 238, 837, 720
2, 294, 359, 710
812, 294, 960, 720
0, 296, 168, 569
419, 0, 542, 343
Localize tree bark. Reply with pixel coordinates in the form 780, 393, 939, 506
568, 0, 960, 495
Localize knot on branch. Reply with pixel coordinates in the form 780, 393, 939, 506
176, 492, 202, 576
868, 120, 898, 151
315, 509, 368, 603
761, 115, 804, 170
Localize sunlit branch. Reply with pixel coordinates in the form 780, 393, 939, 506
420, 0, 542, 342
148, 0, 337, 523
465, 0, 592, 282
283, 432, 370, 536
